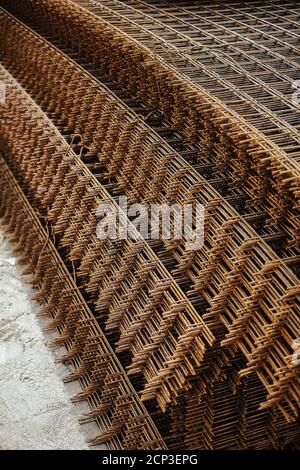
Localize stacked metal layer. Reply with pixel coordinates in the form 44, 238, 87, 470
0, 0, 299, 449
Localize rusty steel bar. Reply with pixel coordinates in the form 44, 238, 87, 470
0, 0, 299, 449
7, 0, 298, 246
0, 156, 167, 450
0, 10, 299, 420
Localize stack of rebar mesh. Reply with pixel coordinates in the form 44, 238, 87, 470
0, 0, 299, 449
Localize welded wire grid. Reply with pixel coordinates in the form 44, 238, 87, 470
0, 0, 299, 449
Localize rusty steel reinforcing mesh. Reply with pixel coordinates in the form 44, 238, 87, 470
0, 0, 299, 450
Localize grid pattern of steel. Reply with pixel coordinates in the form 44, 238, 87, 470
0, 0, 299, 449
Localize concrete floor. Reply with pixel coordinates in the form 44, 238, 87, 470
0, 228, 104, 450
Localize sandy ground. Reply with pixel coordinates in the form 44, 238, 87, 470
0, 229, 105, 450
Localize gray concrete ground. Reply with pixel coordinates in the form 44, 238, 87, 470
0, 228, 104, 450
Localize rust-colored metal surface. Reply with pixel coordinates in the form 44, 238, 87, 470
0, 0, 299, 450
0, 154, 166, 450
